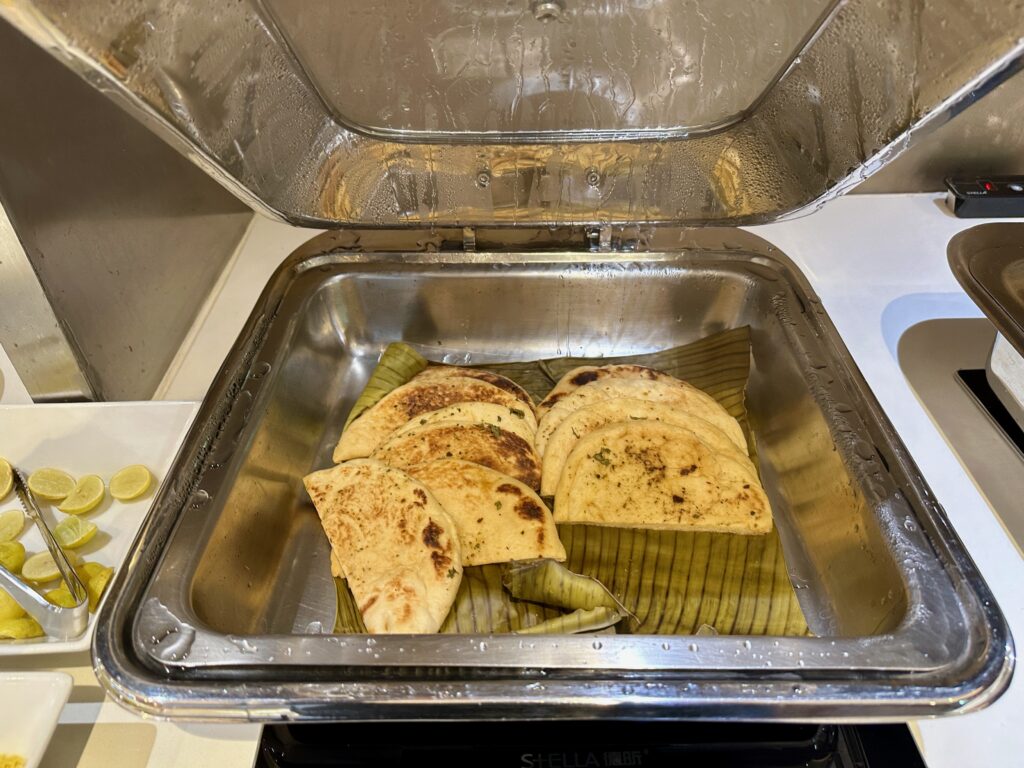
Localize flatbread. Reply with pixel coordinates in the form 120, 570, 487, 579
538, 364, 686, 416
372, 422, 542, 490
303, 459, 462, 633
540, 397, 755, 495
392, 401, 536, 445
406, 460, 565, 565
414, 366, 535, 409
536, 377, 745, 458
554, 421, 771, 534
334, 377, 527, 462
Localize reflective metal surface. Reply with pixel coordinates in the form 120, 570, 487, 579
949, 224, 1024, 362
0, 198, 93, 401
94, 229, 1012, 721
262, 0, 838, 142
856, 71, 1024, 194
0, 18, 253, 401
2, 1, 1023, 226
898, 318, 1024, 555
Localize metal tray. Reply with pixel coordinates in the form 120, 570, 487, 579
93, 227, 1012, 721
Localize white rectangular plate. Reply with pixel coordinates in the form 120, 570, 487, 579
0, 401, 198, 655
0, 671, 72, 768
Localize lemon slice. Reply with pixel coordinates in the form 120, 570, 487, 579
109, 464, 153, 501
57, 475, 104, 515
0, 458, 11, 501
0, 509, 23, 542
0, 589, 26, 620
87, 566, 114, 611
53, 516, 98, 549
0, 616, 44, 639
21, 550, 78, 584
28, 468, 76, 502
0, 542, 25, 573
45, 585, 77, 609
76, 561, 106, 581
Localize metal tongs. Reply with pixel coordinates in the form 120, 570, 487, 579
0, 468, 88, 640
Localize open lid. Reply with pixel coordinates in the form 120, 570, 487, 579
3, 0, 1023, 228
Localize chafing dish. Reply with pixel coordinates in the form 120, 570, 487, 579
92, 228, 1012, 721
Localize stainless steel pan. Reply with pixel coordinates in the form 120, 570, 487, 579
93, 227, 1013, 721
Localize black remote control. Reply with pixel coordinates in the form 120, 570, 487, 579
945, 176, 1024, 218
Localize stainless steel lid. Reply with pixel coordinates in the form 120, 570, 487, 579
3, 1, 1023, 227
949, 224, 1024, 360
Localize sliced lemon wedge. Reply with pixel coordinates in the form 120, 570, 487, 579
0, 509, 23, 543
0, 458, 12, 501
57, 475, 104, 515
53, 516, 98, 549
0, 616, 44, 639
87, 566, 114, 611
44, 585, 77, 609
21, 550, 78, 584
27, 468, 76, 502
109, 464, 153, 501
0, 542, 25, 574
76, 561, 106, 581
0, 589, 26, 620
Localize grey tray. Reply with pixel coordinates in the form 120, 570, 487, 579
93, 227, 1012, 721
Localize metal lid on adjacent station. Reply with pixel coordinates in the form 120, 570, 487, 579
950, 224, 1024, 360
2, 0, 1023, 228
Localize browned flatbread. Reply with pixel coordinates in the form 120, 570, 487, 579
372, 422, 542, 490
536, 377, 745, 457
407, 460, 565, 565
392, 402, 536, 445
303, 459, 462, 633
554, 421, 771, 534
414, 366, 535, 409
334, 376, 532, 462
537, 364, 682, 416
540, 397, 752, 495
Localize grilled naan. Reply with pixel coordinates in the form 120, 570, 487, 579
413, 366, 535, 409
334, 376, 528, 462
392, 401, 536, 446
554, 421, 771, 534
538, 364, 688, 416
540, 397, 754, 496
372, 422, 542, 490
536, 377, 745, 457
303, 459, 462, 633
407, 460, 565, 565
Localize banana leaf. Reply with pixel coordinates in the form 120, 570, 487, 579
334, 327, 810, 636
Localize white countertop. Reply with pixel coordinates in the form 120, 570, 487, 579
746, 196, 1022, 765
15, 193, 1022, 766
